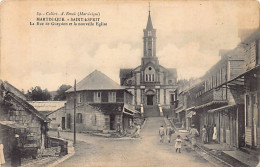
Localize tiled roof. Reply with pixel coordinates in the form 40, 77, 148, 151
28, 101, 66, 112
66, 70, 124, 92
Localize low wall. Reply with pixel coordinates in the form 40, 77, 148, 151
47, 137, 68, 156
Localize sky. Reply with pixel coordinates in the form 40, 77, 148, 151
1, 0, 259, 91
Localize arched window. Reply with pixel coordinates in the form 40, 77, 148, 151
145, 66, 156, 82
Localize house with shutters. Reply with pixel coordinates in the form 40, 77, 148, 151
65, 70, 137, 133
119, 10, 178, 117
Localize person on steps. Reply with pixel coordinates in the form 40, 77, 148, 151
159, 125, 165, 143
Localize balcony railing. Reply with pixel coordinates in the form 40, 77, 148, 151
195, 88, 226, 106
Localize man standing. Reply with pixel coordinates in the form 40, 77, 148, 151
11, 134, 21, 167
57, 125, 62, 138
166, 125, 175, 143
159, 125, 165, 143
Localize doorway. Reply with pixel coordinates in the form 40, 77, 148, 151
110, 114, 115, 130
62, 117, 65, 129
147, 95, 153, 105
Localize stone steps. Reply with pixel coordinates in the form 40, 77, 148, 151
143, 106, 160, 117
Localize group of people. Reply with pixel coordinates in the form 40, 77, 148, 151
159, 125, 175, 143
159, 125, 182, 153
201, 124, 218, 144
189, 124, 218, 150
158, 123, 218, 153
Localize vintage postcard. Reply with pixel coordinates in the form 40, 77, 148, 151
0, 0, 259, 167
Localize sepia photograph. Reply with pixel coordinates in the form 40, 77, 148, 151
0, 0, 259, 166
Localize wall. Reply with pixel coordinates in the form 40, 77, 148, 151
7, 100, 44, 148
48, 107, 65, 130
66, 104, 107, 132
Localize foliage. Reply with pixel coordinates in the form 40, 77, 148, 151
54, 84, 72, 101
26, 86, 51, 101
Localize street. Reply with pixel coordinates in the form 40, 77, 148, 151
50, 117, 213, 167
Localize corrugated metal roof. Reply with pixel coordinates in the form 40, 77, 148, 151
66, 70, 124, 92
28, 101, 66, 112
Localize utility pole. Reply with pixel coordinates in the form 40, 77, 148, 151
73, 79, 76, 145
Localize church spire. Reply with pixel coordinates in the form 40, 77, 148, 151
146, 3, 153, 30
142, 2, 158, 66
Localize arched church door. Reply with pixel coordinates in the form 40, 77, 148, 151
146, 90, 155, 105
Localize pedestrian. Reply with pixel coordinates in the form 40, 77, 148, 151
57, 125, 62, 138
189, 124, 199, 150
209, 124, 214, 143
135, 124, 141, 138
175, 135, 182, 153
166, 125, 175, 143
206, 124, 210, 143
11, 134, 21, 167
159, 125, 165, 143
0, 141, 5, 167
202, 125, 207, 144
212, 124, 217, 143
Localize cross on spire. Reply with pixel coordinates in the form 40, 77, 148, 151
146, 2, 153, 30
149, 2, 151, 14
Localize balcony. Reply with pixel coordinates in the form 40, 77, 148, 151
195, 88, 227, 106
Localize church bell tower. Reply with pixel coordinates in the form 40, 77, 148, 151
142, 8, 159, 66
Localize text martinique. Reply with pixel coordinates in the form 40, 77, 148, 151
36, 17, 100, 22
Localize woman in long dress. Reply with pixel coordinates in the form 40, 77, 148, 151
190, 125, 199, 150
0, 143, 5, 167
202, 125, 207, 144
212, 124, 217, 143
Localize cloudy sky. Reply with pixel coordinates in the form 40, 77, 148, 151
1, 0, 259, 91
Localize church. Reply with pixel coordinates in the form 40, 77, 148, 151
119, 10, 178, 117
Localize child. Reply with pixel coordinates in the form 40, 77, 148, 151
175, 135, 182, 153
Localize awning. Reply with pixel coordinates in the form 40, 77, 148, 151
186, 106, 195, 111
0, 121, 27, 129
123, 108, 134, 116
176, 109, 185, 114
216, 65, 260, 90
194, 101, 227, 110
186, 111, 196, 118
123, 104, 139, 114
208, 104, 242, 113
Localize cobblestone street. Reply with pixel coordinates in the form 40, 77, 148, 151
50, 117, 213, 167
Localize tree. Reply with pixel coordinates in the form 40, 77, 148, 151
26, 86, 51, 101
54, 84, 72, 101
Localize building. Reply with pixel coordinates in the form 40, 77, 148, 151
221, 30, 260, 149
119, 11, 178, 117
0, 81, 50, 158
175, 79, 202, 130
243, 31, 260, 149
180, 47, 246, 148
65, 70, 137, 133
28, 101, 66, 129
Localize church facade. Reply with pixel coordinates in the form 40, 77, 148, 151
120, 11, 178, 116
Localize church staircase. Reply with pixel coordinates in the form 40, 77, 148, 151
143, 105, 160, 117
